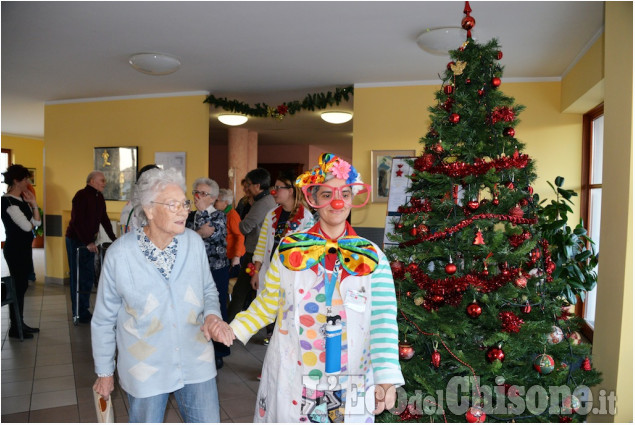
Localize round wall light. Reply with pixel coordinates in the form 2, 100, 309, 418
321, 111, 353, 124
129, 53, 181, 75
218, 114, 249, 126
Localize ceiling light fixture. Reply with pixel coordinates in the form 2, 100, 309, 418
416, 27, 471, 56
320, 111, 353, 124
129, 52, 181, 75
218, 114, 248, 126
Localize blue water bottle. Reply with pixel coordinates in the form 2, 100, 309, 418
325, 319, 342, 374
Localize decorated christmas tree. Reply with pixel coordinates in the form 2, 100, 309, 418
382, 3, 601, 422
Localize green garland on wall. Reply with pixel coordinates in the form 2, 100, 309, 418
203, 85, 353, 120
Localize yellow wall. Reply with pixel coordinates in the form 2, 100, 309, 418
44, 94, 209, 280
351, 82, 582, 228
588, 2, 633, 422
562, 34, 604, 113
1, 134, 45, 202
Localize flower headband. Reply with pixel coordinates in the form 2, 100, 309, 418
295, 153, 362, 188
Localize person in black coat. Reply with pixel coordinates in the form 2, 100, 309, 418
1, 164, 42, 338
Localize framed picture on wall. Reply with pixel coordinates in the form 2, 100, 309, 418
93, 146, 138, 201
27, 168, 36, 186
371, 150, 416, 202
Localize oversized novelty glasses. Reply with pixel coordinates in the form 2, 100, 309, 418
151, 199, 192, 213
301, 183, 371, 209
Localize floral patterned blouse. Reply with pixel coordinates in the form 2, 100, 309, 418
136, 227, 178, 280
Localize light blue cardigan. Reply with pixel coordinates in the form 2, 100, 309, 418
91, 229, 222, 398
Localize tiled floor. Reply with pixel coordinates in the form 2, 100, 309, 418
1, 248, 266, 422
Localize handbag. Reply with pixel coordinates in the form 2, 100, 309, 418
93, 389, 115, 423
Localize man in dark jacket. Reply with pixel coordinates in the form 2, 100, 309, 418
65, 171, 117, 323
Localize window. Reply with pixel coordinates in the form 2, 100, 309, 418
578, 104, 603, 341
1, 148, 12, 242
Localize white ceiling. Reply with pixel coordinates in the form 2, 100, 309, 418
1, 1, 605, 145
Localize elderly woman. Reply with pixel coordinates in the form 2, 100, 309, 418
214, 188, 245, 277
186, 177, 231, 369
92, 168, 233, 423
230, 154, 404, 422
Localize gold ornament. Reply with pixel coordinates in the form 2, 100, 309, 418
414, 296, 424, 306
451, 61, 467, 75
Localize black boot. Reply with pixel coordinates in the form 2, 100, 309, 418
23, 324, 40, 333
8, 327, 33, 339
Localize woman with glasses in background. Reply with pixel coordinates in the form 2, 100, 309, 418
186, 177, 231, 369
250, 169, 314, 347
229, 154, 403, 422
92, 168, 233, 422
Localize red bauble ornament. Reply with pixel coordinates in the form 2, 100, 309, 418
510, 206, 524, 217
445, 262, 457, 275
418, 224, 429, 234
504, 127, 515, 137
443, 84, 454, 95
434, 143, 444, 153
396, 222, 404, 229
562, 395, 581, 413
515, 273, 527, 288
466, 406, 486, 423
390, 260, 404, 275
527, 186, 534, 195
487, 345, 505, 363
492, 77, 502, 88
461, 16, 476, 31
449, 113, 460, 124
431, 349, 441, 368
519, 198, 529, 206
467, 200, 480, 210
492, 196, 500, 206
582, 357, 592, 371
567, 331, 582, 345
447, 61, 456, 70
431, 295, 444, 303
478, 88, 485, 96
409, 225, 418, 237
534, 353, 555, 374
466, 302, 482, 318
465, 78, 471, 84
497, 50, 504, 60
399, 341, 415, 360
407, 262, 419, 273
506, 181, 515, 190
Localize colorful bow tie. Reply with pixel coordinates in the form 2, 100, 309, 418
278, 232, 379, 276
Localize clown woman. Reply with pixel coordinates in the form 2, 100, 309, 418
229, 153, 404, 423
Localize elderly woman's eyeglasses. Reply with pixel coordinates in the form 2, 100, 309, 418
192, 190, 212, 198
272, 185, 293, 191
151, 200, 192, 213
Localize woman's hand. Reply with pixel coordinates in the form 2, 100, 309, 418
250, 273, 259, 291
21, 190, 37, 208
93, 376, 115, 400
373, 383, 397, 414
197, 223, 215, 238
202, 314, 235, 347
